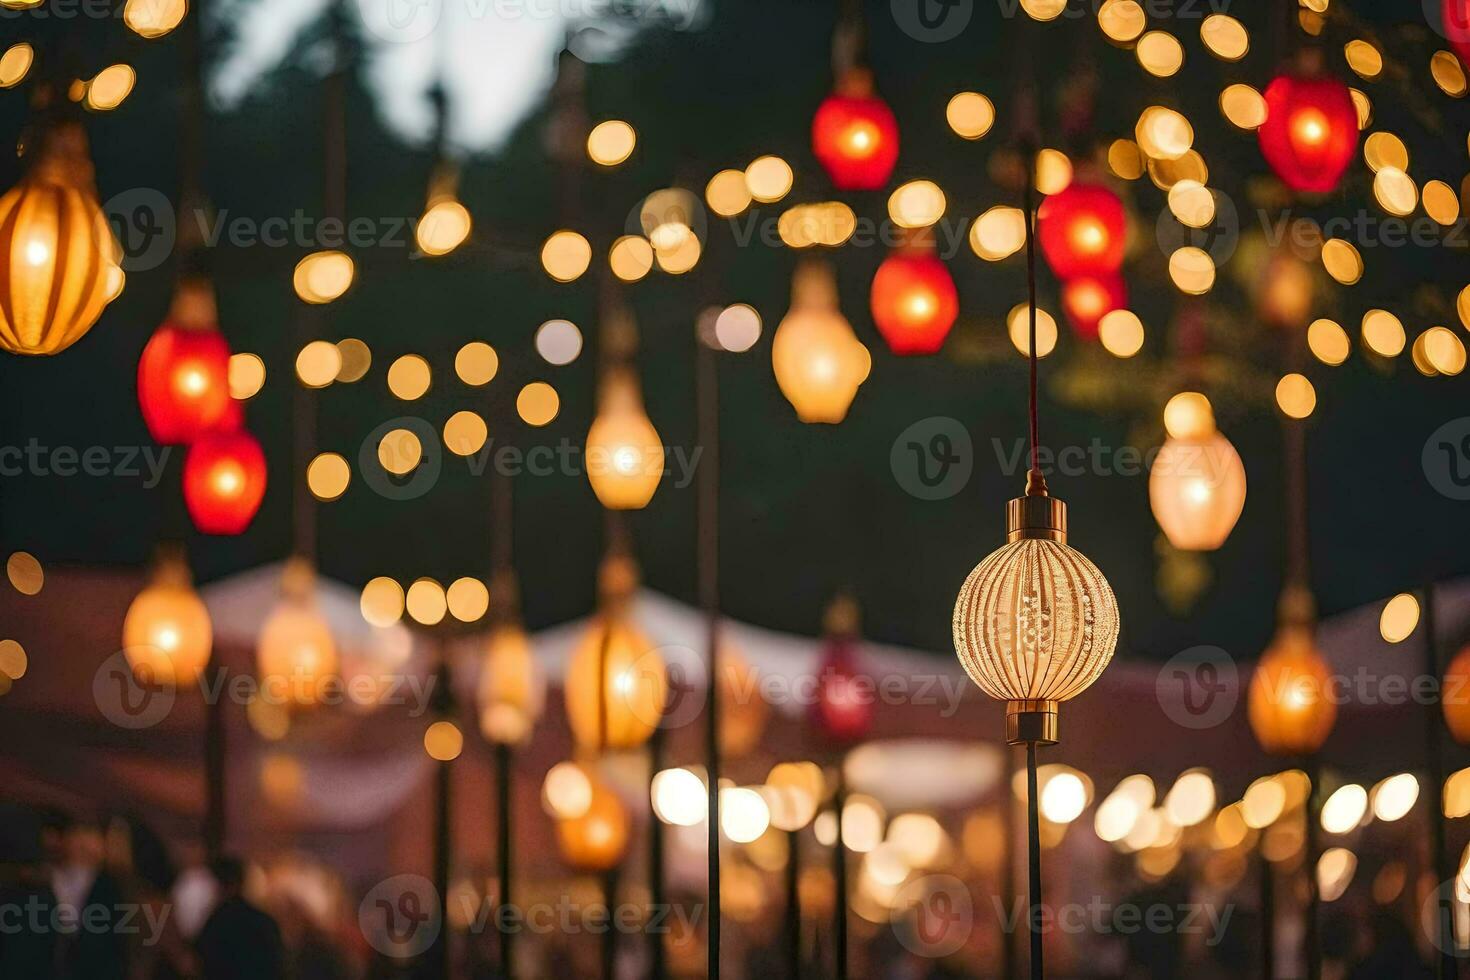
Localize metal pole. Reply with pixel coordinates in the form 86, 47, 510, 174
1259, 847, 1274, 980
495, 741, 514, 979
203, 666, 226, 862
1304, 758, 1321, 980
602, 869, 619, 980
787, 828, 801, 979
1025, 742, 1043, 980
1425, 584, 1457, 979
648, 723, 667, 980
1002, 764, 1019, 980
697, 337, 722, 979
433, 648, 453, 980
832, 762, 848, 980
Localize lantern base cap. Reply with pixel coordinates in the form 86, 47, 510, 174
1006, 492, 1068, 543
1006, 700, 1059, 746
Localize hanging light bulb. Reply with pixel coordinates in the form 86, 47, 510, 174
137, 279, 232, 444
556, 773, 630, 872
183, 406, 267, 535
810, 595, 875, 743
122, 550, 212, 687
0, 119, 116, 355
586, 366, 665, 510
256, 558, 339, 708
869, 228, 959, 355
1036, 182, 1127, 281
477, 622, 544, 744
811, 67, 900, 191
1060, 274, 1127, 340
565, 551, 667, 751
1149, 394, 1247, 551
415, 167, 472, 258
1257, 74, 1359, 194
772, 259, 870, 424
1248, 587, 1336, 756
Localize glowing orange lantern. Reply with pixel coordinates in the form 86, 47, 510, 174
1248, 589, 1336, 756
811, 68, 899, 191
556, 775, 630, 872
585, 366, 664, 510
478, 622, 545, 745
137, 279, 232, 444
0, 120, 115, 355
718, 646, 769, 760
1149, 431, 1247, 551
1257, 74, 1358, 194
257, 558, 338, 708
772, 260, 870, 424
1060, 274, 1127, 340
183, 423, 267, 535
122, 551, 212, 687
869, 231, 958, 355
1443, 646, 1470, 744
1036, 182, 1126, 280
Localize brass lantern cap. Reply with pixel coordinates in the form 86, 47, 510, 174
1007, 699, 1059, 746
1006, 492, 1068, 543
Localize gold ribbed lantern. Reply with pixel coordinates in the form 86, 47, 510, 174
0, 120, 116, 355
1248, 587, 1336, 756
953, 473, 1121, 745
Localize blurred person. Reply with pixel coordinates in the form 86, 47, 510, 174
50, 815, 128, 980
0, 804, 58, 977
196, 857, 284, 980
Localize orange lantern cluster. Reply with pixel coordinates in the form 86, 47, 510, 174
137, 280, 232, 444
811, 68, 899, 191
183, 414, 267, 536
869, 229, 958, 355
1256, 74, 1358, 194
1060, 275, 1127, 341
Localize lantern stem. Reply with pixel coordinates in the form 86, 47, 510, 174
1025, 741, 1044, 980
1022, 147, 1046, 496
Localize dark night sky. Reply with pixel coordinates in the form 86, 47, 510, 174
1, 0, 1467, 665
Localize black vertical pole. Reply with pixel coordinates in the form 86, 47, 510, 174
1425, 585, 1457, 978
697, 337, 722, 980
1002, 761, 1019, 980
1259, 847, 1274, 980
648, 722, 667, 980
1025, 742, 1043, 980
786, 828, 801, 979
602, 869, 619, 980
495, 741, 514, 980
433, 649, 453, 980
203, 666, 226, 862
1303, 758, 1321, 980
832, 762, 848, 980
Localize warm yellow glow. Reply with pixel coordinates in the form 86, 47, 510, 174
609, 235, 654, 282
257, 584, 338, 707
423, 720, 463, 761
517, 382, 560, 426
587, 119, 636, 166
1099, 309, 1145, 357
1163, 770, 1216, 827
969, 206, 1027, 260
1424, 326, 1467, 376
1107, 139, 1145, 180
1007, 303, 1059, 358
652, 768, 707, 826
706, 169, 752, 216
306, 452, 350, 502
1373, 167, 1417, 217
745, 155, 794, 203
377, 428, 423, 476
654, 233, 702, 274
1424, 180, 1460, 225
1150, 431, 1246, 551
1167, 180, 1215, 228
416, 198, 471, 256
455, 341, 498, 386
293, 250, 354, 304
123, 560, 212, 687
1242, 776, 1287, 829
0, 639, 25, 682
1446, 768, 1470, 819
1034, 149, 1073, 196
1136, 106, 1194, 160
1344, 39, 1383, 78
478, 623, 543, 744
1379, 593, 1420, 643
1020, 0, 1066, 20
1162, 392, 1214, 440
1147, 150, 1208, 191
229, 352, 266, 399
766, 762, 823, 832
335, 338, 371, 382
405, 577, 447, 626
445, 577, 488, 622
443, 410, 488, 456
1097, 0, 1145, 42
1275, 373, 1317, 419
295, 340, 341, 388
6, 551, 43, 596
1320, 239, 1363, 285
1350, 88, 1372, 129
1095, 776, 1154, 843
566, 617, 667, 750
1308, 318, 1350, 366
779, 201, 857, 249
714, 304, 762, 353
543, 761, 593, 819
1219, 84, 1267, 129
557, 777, 630, 872
124, 0, 186, 38
84, 64, 136, 111
1432, 51, 1468, 97
946, 91, 995, 139
1137, 32, 1184, 77
887, 180, 947, 229
541, 230, 592, 282
1040, 771, 1088, 824
387, 354, 431, 400
1363, 131, 1408, 173
842, 795, 886, 853
586, 370, 664, 510
721, 787, 772, 843
0, 43, 33, 88
359, 576, 405, 628
887, 813, 946, 868
1371, 773, 1419, 822
1168, 247, 1216, 294
1362, 309, 1406, 357
1200, 15, 1248, 60
771, 261, 870, 423
1321, 784, 1368, 834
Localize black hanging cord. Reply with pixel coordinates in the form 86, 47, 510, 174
1025, 742, 1044, 980
697, 334, 722, 980
1022, 163, 1041, 485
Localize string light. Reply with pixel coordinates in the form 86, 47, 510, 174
517, 382, 560, 426
587, 120, 636, 166
387, 354, 431, 400
745, 155, 794, 203
293, 250, 354, 304
455, 342, 498, 386
0, 43, 32, 88
541, 230, 592, 282
946, 92, 995, 139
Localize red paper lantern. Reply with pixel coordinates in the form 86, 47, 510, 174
1256, 74, 1358, 194
184, 425, 267, 535
1060, 274, 1127, 340
1036, 183, 1126, 280
809, 596, 873, 742
811, 68, 900, 192
137, 281, 231, 445
1447, 0, 1470, 68
869, 235, 958, 355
